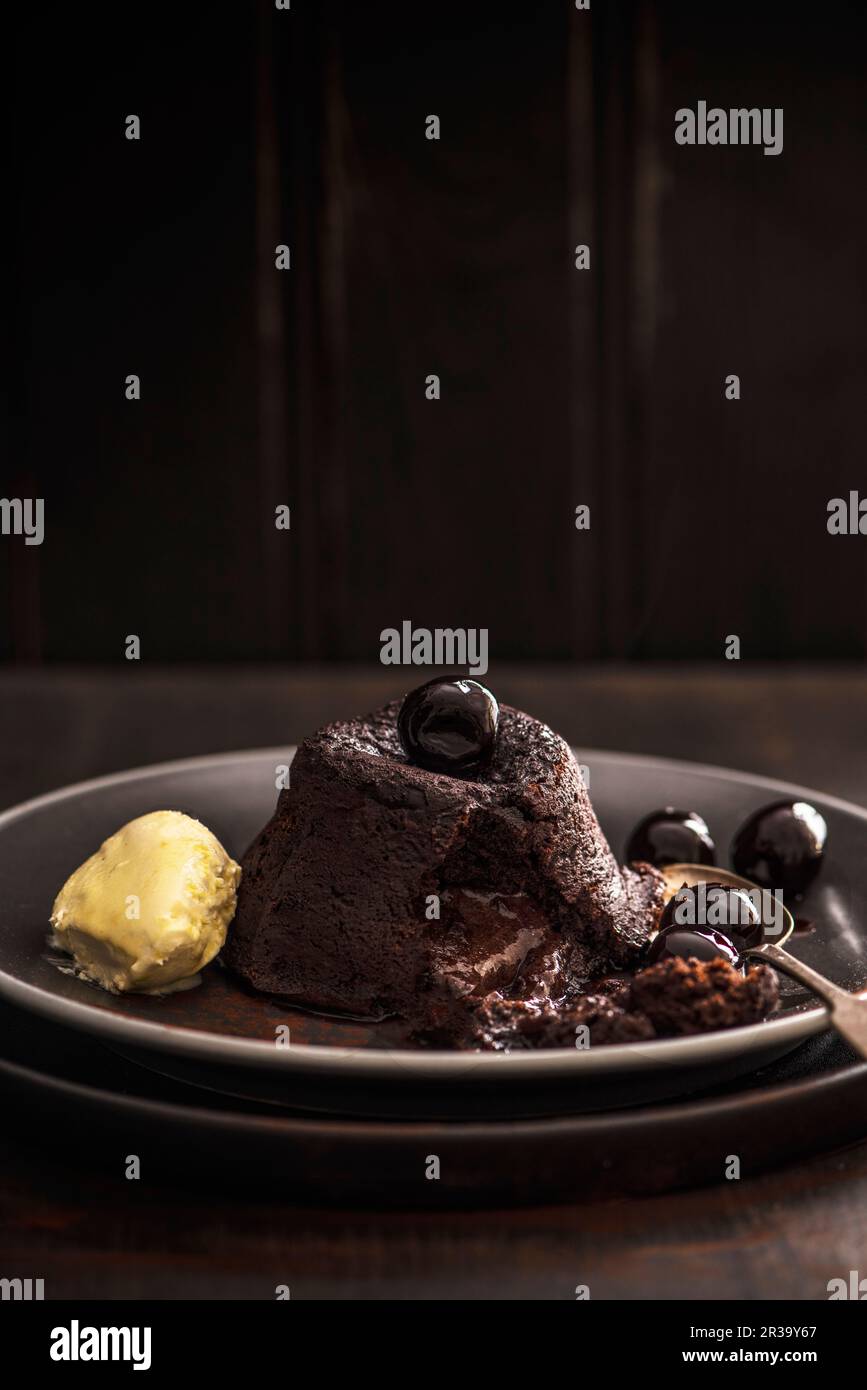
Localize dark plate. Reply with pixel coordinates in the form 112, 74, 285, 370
0, 995, 865, 1207
0, 748, 864, 1118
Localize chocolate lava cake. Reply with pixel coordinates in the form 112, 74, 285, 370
226, 685, 779, 1048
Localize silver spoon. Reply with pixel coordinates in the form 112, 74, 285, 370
662, 863, 867, 1058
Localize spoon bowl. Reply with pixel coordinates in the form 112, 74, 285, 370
661, 862, 794, 947
661, 862, 867, 1057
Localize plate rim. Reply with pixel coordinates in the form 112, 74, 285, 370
3, 1043, 866, 1141
0, 744, 850, 1080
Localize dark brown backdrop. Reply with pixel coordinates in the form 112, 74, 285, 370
7, 0, 866, 662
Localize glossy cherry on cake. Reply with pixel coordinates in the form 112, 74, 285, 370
625, 807, 716, 869
731, 799, 827, 898
397, 676, 499, 775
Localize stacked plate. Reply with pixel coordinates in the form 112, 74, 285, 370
1, 749, 866, 1205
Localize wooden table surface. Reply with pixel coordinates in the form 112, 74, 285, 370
2, 662, 866, 1300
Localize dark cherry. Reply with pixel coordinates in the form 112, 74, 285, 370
625, 807, 715, 869
658, 881, 763, 949
397, 675, 499, 775
731, 799, 827, 898
648, 923, 743, 971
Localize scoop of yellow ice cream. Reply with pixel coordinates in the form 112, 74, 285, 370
50, 810, 241, 993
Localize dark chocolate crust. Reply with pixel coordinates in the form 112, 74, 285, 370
225, 700, 664, 1023
226, 698, 780, 1049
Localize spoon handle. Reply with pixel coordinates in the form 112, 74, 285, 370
750, 941, 867, 1058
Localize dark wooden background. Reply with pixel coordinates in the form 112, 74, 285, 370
7, 0, 867, 664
